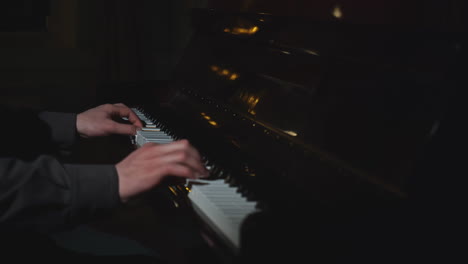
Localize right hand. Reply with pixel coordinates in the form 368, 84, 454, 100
115, 139, 209, 202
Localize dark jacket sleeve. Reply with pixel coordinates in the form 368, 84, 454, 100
1, 106, 75, 159
37, 111, 78, 150
0, 106, 121, 232
0, 156, 120, 232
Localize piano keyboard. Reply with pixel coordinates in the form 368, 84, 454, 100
131, 108, 259, 252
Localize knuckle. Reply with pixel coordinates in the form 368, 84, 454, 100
103, 103, 113, 111
177, 151, 188, 161
178, 139, 190, 147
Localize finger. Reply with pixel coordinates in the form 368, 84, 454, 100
110, 122, 139, 136
160, 163, 201, 179
153, 150, 208, 176
113, 104, 143, 128
147, 140, 203, 162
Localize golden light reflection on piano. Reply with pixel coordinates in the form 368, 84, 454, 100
239, 92, 260, 116
166, 182, 192, 208
201, 112, 211, 120
208, 121, 219, 127
210, 65, 240, 81
210, 65, 219, 72
283, 130, 298, 137
201, 112, 220, 128
229, 73, 239, 80
223, 25, 259, 35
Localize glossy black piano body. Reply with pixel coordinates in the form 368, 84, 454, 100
104, 1, 465, 263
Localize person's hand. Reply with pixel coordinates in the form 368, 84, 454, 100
116, 139, 209, 202
76, 103, 143, 138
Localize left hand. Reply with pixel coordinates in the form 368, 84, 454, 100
76, 103, 143, 138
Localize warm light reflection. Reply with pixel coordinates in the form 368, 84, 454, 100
201, 113, 219, 127
239, 91, 260, 116
208, 120, 218, 126
201, 112, 211, 120
223, 26, 259, 35
283, 130, 298, 137
304, 49, 320, 56
229, 73, 239, 80
210, 65, 240, 81
168, 186, 178, 196
332, 5, 343, 19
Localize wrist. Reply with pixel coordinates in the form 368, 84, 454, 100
76, 113, 90, 138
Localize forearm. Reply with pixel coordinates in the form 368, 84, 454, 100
0, 156, 120, 232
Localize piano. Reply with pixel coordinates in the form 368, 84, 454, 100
99, 1, 465, 263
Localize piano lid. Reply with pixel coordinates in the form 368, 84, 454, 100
153, 1, 463, 206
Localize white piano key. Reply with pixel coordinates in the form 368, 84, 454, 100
146, 139, 173, 144
143, 125, 158, 129
133, 109, 258, 252
187, 179, 258, 252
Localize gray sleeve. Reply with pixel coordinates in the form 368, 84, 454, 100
0, 155, 121, 232
37, 111, 78, 150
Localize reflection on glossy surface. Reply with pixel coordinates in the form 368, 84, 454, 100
169, 6, 460, 202
223, 25, 259, 35
304, 49, 320, 56
208, 120, 219, 127
201, 112, 220, 127
229, 73, 239, 80
201, 112, 211, 120
243, 164, 256, 177
332, 4, 343, 19
239, 91, 260, 116
210, 65, 240, 81
283, 130, 298, 137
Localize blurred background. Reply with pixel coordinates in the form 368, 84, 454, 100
0, 0, 206, 112
1, 0, 465, 113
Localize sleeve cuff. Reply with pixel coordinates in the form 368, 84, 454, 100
63, 164, 121, 218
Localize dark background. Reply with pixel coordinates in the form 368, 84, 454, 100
0, 0, 205, 113
0, 0, 465, 113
